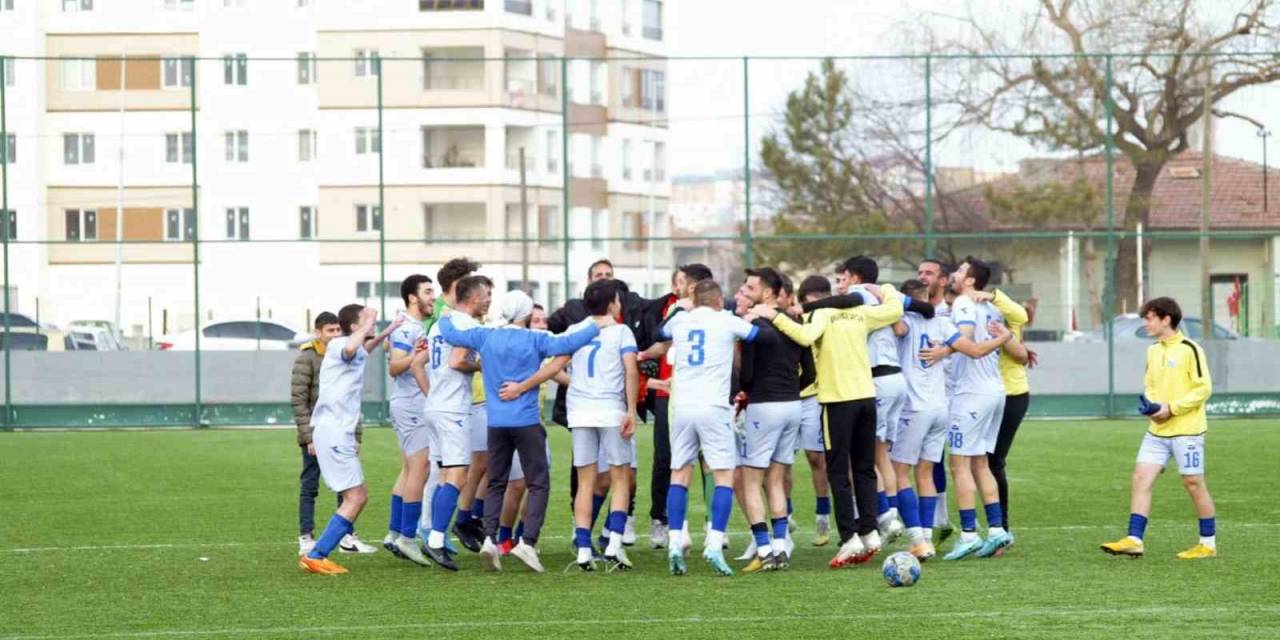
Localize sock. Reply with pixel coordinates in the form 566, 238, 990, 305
422, 463, 440, 530
786, 498, 794, 517
933, 460, 947, 493
983, 502, 1005, 533
877, 491, 890, 517
401, 501, 422, 539
307, 513, 353, 560
498, 525, 513, 544
590, 494, 606, 531
888, 494, 899, 510
666, 484, 689, 536
702, 471, 716, 522
898, 488, 921, 530
628, 488, 637, 516
751, 522, 770, 552
606, 511, 626, 555
574, 526, 592, 550
770, 516, 789, 547
1199, 517, 1216, 548
576, 546, 593, 564
428, 483, 460, 549
960, 508, 977, 533
471, 499, 484, 523
919, 495, 938, 530
1128, 513, 1148, 541
935, 492, 950, 526
710, 485, 734, 534
705, 528, 725, 551
456, 506, 472, 524
816, 495, 831, 516
514, 520, 525, 541
389, 494, 403, 535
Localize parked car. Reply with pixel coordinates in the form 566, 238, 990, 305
156, 320, 305, 351
67, 325, 127, 351
0, 312, 39, 329
1065, 314, 1243, 342
1, 329, 85, 351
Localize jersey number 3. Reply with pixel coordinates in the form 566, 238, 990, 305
687, 329, 706, 366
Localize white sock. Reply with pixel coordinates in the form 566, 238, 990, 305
772, 538, 787, 555
427, 529, 444, 549
907, 526, 923, 543
922, 527, 933, 541
1200, 535, 1216, 549
1127, 535, 1143, 544
577, 546, 593, 563
668, 528, 682, 550
607, 530, 623, 555
988, 526, 1006, 537
816, 513, 829, 525
960, 531, 979, 543
888, 507, 900, 522
757, 542, 773, 558
705, 529, 725, 551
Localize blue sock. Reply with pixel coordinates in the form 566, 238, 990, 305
898, 488, 921, 529
389, 494, 403, 535
590, 494, 606, 531
574, 526, 592, 549
456, 506, 472, 524
472, 499, 485, 522
1128, 513, 1148, 539
607, 510, 627, 535
984, 502, 1004, 529
1200, 517, 1215, 537
960, 508, 977, 533
514, 520, 525, 541
430, 483, 461, 538
751, 522, 770, 548
919, 496, 938, 529
786, 498, 794, 517
498, 525, 513, 544
307, 513, 352, 560
877, 491, 890, 516
667, 484, 689, 533
933, 462, 947, 493
816, 496, 831, 516
888, 494, 899, 510
710, 486, 733, 533
400, 501, 422, 538
770, 516, 788, 542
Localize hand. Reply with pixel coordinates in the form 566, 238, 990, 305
749, 303, 778, 320
414, 337, 429, 352
1026, 348, 1039, 368
920, 341, 950, 364
969, 290, 994, 303
621, 413, 636, 440
988, 321, 1009, 340
647, 378, 670, 393
306, 442, 316, 456
386, 312, 406, 332
353, 440, 361, 454
861, 284, 883, 301
1151, 404, 1173, 423
788, 301, 803, 317
359, 307, 378, 327
498, 381, 526, 401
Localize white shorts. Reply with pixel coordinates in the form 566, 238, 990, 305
947, 394, 1005, 457
671, 404, 736, 471
891, 405, 950, 465
390, 404, 431, 456
874, 373, 908, 443
1136, 432, 1206, 476
426, 411, 471, 468
598, 436, 639, 472
797, 396, 824, 452
468, 403, 488, 453
313, 428, 364, 493
573, 425, 631, 468
740, 401, 802, 468
509, 440, 553, 483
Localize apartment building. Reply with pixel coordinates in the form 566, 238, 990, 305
0, 0, 672, 338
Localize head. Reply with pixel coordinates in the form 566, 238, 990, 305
743, 266, 783, 306
670, 268, 685, 297
583, 279, 623, 318
951, 256, 991, 293
499, 289, 535, 327
313, 311, 342, 344
437, 257, 481, 304
453, 275, 492, 317
399, 274, 435, 318
833, 262, 850, 295
843, 255, 879, 286
692, 279, 724, 311
337, 303, 364, 336
678, 263, 713, 300
777, 274, 795, 309
1140, 297, 1182, 338
900, 279, 929, 303
917, 259, 948, 299
733, 282, 754, 316
530, 303, 548, 331
798, 274, 833, 304
588, 259, 615, 283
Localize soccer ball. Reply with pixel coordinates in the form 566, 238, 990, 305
881, 551, 921, 588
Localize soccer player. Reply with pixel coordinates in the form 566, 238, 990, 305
454, 284, 494, 554
1101, 297, 1216, 560
915, 258, 954, 541
440, 289, 605, 573
644, 269, 686, 548
383, 275, 436, 566
792, 275, 835, 545
422, 275, 491, 570
756, 278, 904, 569
292, 312, 374, 556
299, 304, 403, 574
737, 267, 813, 572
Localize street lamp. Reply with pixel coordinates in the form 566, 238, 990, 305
1212, 109, 1271, 211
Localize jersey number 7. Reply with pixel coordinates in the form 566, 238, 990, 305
586, 340, 602, 377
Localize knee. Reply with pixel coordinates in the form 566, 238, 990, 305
345, 487, 368, 507
1180, 474, 1205, 492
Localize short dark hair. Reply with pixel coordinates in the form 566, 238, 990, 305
693, 279, 722, 306
680, 263, 713, 284
963, 256, 991, 290
798, 275, 831, 301
779, 273, 794, 296
588, 259, 614, 278
744, 266, 783, 297
583, 279, 620, 316
314, 311, 340, 330
438, 258, 480, 296
900, 279, 928, 298
532, 303, 545, 312
400, 274, 433, 306
844, 255, 879, 285
833, 261, 848, 274
1140, 296, 1182, 330
455, 275, 491, 305
337, 304, 364, 336
919, 258, 948, 276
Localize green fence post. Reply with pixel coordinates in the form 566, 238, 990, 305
1104, 53, 1116, 419
561, 55, 570, 301
190, 55, 203, 427
1, 54, 10, 427
743, 56, 753, 269
924, 54, 934, 259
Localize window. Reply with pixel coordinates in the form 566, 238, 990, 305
420, 0, 483, 10
622, 211, 645, 250
589, 61, 605, 105
164, 0, 194, 9
549, 281, 562, 311
621, 0, 632, 34
590, 136, 602, 177
355, 204, 381, 232
224, 130, 248, 162
298, 129, 317, 162
538, 205, 560, 247
641, 69, 665, 111
504, 203, 526, 240
164, 208, 195, 241
3, 58, 14, 88
354, 49, 380, 77
622, 139, 633, 180
621, 67, 635, 106
162, 57, 193, 88
504, 0, 531, 15
1, 209, 15, 241
537, 55, 557, 97
355, 127, 380, 155
297, 52, 316, 85
2, 133, 15, 165
355, 281, 401, 299
588, 0, 599, 30
299, 206, 316, 239
225, 207, 249, 240
223, 54, 247, 85
65, 209, 97, 241
642, 0, 662, 40
0, 1, 13, 11
60, 57, 95, 91
652, 141, 666, 181
63, 133, 95, 165
223, 0, 245, 7
165, 132, 193, 164
62, 0, 91, 12
591, 209, 606, 250
545, 129, 558, 173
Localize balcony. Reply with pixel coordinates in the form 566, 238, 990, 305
421, 126, 485, 169
421, 47, 485, 92
505, 126, 535, 170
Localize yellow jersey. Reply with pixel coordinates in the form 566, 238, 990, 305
990, 289, 1030, 396
1145, 331, 1211, 437
771, 285, 904, 404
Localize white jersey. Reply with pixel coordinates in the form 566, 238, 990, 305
566, 320, 638, 426
936, 301, 958, 397
388, 318, 426, 407
425, 312, 477, 416
310, 336, 368, 437
849, 284, 900, 368
898, 312, 960, 411
662, 306, 758, 410
949, 294, 1006, 395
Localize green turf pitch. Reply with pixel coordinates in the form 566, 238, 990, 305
3, 419, 1279, 639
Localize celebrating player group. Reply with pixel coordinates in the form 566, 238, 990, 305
293, 252, 1218, 577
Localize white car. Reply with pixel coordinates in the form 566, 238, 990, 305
67, 323, 128, 351
157, 320, 305, 351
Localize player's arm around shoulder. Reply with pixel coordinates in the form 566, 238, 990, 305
861, 284, 904, 331
991, 289, 1029, 327
768, 306, 829, 347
